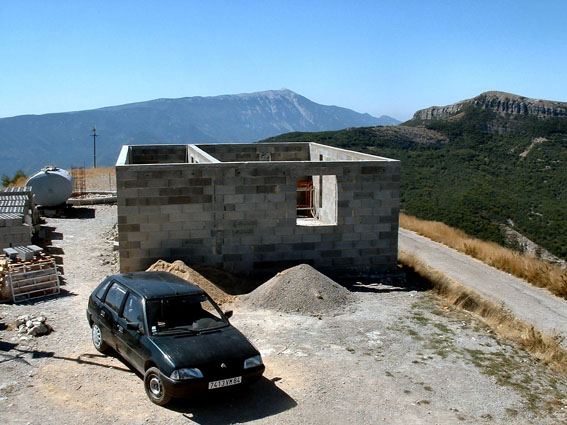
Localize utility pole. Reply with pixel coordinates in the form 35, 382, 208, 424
91, 126, 98, 168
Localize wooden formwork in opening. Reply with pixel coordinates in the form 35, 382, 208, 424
296, 180, 315, 218
71, 166, 86, 197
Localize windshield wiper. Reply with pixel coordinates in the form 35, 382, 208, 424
153, 327, 198, 336
197, 324, 228, 334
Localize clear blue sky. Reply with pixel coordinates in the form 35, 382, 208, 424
2, 0, 566, 121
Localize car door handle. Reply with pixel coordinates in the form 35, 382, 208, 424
100, 311, 105, 318
117, 325, 124, 333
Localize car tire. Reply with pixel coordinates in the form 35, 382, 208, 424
91, 323, 109, 354
144, 367, 172, 406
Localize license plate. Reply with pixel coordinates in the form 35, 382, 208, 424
208, 376, 242, 390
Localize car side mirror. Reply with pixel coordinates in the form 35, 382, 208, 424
224, 310, 233, 319
127, 321, 144, 334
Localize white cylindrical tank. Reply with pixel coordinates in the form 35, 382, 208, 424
26, 166, 75, 207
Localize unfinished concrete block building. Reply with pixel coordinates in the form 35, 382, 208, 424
115, 142, 400, 279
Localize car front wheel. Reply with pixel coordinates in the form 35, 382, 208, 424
144, 367, 172, 406
91, 323, 109, 354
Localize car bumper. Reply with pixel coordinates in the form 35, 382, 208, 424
160, 365, 265, 398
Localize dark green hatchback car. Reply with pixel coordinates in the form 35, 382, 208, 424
86, 271, 265, 405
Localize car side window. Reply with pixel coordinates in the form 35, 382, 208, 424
122, 294, 143, 324
95, 279, 112, 300
104, 283, 127, 313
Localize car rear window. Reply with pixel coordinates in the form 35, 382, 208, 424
105, 283, 127, 313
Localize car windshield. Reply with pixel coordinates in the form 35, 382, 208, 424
146, 294, 228, 335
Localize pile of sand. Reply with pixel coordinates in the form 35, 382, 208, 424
241, 264, 356, 316
146, 260, 236, 307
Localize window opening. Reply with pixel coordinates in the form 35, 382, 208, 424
296, 175, 338, 226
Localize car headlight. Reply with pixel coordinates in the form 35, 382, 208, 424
170, 368, 203, 380
243, 355, 263, 369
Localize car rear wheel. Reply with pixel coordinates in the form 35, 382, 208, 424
144, 367, 172, 406
91, 323, 109, 354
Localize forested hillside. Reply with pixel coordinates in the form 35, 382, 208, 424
262, 100, 567, 259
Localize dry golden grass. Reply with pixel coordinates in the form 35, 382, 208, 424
79, 167, 116, 191
400, 213, 567, 299
6, 176, 27, 187
399, 249, 567, 372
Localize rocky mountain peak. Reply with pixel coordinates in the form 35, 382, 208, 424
412, 91, 567, 121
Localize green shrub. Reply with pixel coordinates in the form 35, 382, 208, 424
1, 170, 27, 187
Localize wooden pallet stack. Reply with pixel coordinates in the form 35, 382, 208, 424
1, 249, 60, 303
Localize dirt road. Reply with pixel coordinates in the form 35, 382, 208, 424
1, 207, 567, 424
399, 228, 567, 346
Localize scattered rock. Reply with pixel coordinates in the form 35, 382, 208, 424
28, 323, 49, 336
13, 314, 52, 337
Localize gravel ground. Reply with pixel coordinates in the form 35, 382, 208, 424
1, 204, 566, 424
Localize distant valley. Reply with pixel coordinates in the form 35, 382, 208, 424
0, 89, 398, 176
263, 91, 567, 260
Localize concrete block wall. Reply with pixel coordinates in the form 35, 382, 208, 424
130, 145, 188, 164
310, 143, 381, 225
315, 174, 338, 225
116, 143, 400, 279
199, 143, 310, 162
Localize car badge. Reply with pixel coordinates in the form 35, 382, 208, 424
221, 363, 227, 369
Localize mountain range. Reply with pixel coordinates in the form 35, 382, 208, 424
0, 89, 398, 175
262, 91, 567, 260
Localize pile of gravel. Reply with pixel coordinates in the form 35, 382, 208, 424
242, 264, 356, 316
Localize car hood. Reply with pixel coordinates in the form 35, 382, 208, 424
150, 325, 259, 368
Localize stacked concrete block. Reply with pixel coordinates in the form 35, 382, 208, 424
116, 142, 400, 279
0, 187, 38, 250
0, 215, 32, 249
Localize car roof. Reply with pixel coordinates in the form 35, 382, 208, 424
109, 271, 204, 300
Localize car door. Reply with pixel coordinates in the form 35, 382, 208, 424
90, 278, 113, 340
101, 281, 128, 350
115, 293, 148, 373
